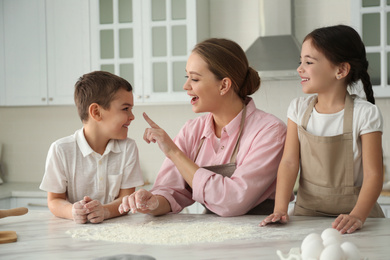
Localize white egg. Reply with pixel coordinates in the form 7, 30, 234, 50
301, 239, 324, 260
320, 244, 346, 260
301, 233, 322, 252
323, 236, 342, 247
321, 228, 342, 241
341, 241, 361, 260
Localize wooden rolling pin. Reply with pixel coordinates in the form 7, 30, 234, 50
0, 207, 28, 219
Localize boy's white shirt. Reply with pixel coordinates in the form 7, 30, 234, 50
40, 128, 144, 204
288, 95, 383, 186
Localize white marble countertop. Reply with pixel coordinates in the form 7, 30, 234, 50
2, 182, 390, 203
0, 211, 390, 260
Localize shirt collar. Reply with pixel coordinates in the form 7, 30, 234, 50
76, 128, 121, 157
200, 97, 255, 139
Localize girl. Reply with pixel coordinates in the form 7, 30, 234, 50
119, 38, 287, 217
260, 25, 385, 234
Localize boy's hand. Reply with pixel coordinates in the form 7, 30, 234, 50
72, 199, 88, 224
119, 189, 159, 214
83, 196, 106, 224
259, 211, 289, 227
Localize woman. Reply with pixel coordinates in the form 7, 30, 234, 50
119, 38, 288, 217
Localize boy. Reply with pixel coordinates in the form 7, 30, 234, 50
40, 71, 144, 224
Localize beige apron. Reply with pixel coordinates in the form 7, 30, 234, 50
194, 106, 275, 215
294, 93, 384, 217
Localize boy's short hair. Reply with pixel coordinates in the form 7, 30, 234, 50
74, 71, 133, 122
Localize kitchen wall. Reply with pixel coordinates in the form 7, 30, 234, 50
0, 0, 389, 185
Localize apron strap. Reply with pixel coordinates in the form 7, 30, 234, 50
301, 96, 317, 129
194, 105, 247, 164
343, 93, 354, 133
301, 93, 354, 134
229, 105, 246, 163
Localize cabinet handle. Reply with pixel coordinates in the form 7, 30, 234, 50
137, 95, 142, 99
42, 98, 46, 101
145, 95, 150, 99
49, 97, 53, 101
27, 203, 48, 208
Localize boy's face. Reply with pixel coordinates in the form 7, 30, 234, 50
100, 88, 134, 140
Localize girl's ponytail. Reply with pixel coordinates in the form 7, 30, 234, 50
361, 70, 375, 104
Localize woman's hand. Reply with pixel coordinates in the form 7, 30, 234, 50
332, 214, 363, 234
259, 211, 289, 227
118, 189, 160, 214
143, 113, 178, 158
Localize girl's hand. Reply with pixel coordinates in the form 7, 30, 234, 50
332, 214, 363, 234
259, 212, 289, 227
72, 199, 88, 224
143, 113, 178, 158
118, 189, 159, 214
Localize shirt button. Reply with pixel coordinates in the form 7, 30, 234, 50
99, 161, 102, 165
223, 129, 227, 133
221, 146, 225, 150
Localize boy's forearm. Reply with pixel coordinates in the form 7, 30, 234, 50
48, 198, 74, 220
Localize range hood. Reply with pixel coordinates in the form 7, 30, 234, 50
246, 0, 301, 80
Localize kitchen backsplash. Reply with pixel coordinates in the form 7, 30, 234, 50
0, 79, 389, 184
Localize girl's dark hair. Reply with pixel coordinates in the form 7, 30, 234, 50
192, 38, 261, 100
74, 71, 133, 122
304, 25, 375, 104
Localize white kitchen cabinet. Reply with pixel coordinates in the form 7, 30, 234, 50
0, 198, 11, 209
10, 197, 48, 211
381, 205, 390, 218
0, 0, 47, 106
378, 195, 390, 218
45, 0, 91, 105
90, 0, 209, 104
351, 0, 390, 97
0, 0, 90, 106
182, 201, 203, 214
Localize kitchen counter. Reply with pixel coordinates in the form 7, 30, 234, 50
1, 211, 390, 260
1, 181, 390, 202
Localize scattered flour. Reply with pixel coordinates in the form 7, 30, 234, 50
66, 216, 313, 246
66, 220, 278, 245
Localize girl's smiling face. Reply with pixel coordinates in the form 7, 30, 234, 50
183, 52, 223, 113
297, 39, 339, 94
100, 88, 135, 140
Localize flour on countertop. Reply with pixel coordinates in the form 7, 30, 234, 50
66, 219, 307, 245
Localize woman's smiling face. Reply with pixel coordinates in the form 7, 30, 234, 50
183, 52, 223, 113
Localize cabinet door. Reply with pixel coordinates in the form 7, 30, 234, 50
90, 0, 198, 104
141, 0, 195, 103
90, 0, 143, 100
0, 198, 11, 209
46, 0, 91, 105
10, 197, 48, 210
0, 0, 47, 106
